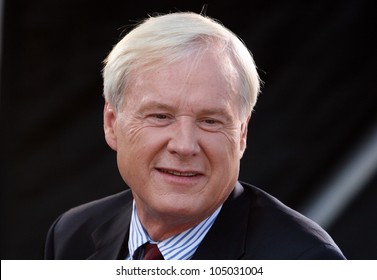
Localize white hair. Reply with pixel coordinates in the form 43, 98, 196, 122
103, 12, 261, 119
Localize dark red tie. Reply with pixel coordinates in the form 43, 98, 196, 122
143, 243, 164, 260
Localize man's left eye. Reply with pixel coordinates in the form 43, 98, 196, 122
204, 119, 217, 124
198, 118, 223, 131
154, 114, 168, 119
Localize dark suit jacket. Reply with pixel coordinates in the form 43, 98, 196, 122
45, 182, 345, 259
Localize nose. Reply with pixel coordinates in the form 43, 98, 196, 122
167, 117, 200, 157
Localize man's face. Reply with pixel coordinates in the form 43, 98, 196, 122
104, 50, 249, 228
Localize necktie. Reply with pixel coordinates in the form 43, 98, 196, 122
143, 243, 164, 260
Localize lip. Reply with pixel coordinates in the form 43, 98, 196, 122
155, 167, 203, 177
154, 167, 205, 186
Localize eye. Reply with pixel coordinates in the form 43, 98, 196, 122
198, 118, 223, 131
154, 114, 169, 119
146, 113, 174, 126
204, 119, 216, 124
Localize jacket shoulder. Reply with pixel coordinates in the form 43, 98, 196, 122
239, 182, 345, 259
57, 190, 133, 228
45, 190, 133, 259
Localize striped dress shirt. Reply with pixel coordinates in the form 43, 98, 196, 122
126, 201, 222, 260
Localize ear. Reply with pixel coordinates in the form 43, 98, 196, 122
103, 102, 118, 151
239, 115, 250, 158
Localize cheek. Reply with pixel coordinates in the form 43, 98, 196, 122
217, 130, 241, 157
203, 131, 241, 172
116, 115, 154, 150
201, 133, 241, 206
115, 125, 169, 170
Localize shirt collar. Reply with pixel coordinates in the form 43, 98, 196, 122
127, 201, 222, 260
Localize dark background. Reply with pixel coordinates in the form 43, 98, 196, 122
1, 0, 376, 259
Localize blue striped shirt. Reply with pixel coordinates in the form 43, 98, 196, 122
126, 201, 222, 260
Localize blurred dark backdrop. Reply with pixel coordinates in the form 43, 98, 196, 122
1, 0, 376, 259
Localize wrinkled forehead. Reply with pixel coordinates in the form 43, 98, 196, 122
128, 45, 240, 93
122, 49, 242, 119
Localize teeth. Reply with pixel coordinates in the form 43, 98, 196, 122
160, 169, 197, 177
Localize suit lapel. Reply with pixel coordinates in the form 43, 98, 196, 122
192, 182, 250, 260
84, 182, 250, 260
87, 199, 133, 259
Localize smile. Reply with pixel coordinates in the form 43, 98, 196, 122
157, 168, 199, 177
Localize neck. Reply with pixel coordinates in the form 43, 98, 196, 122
134, 200, 217, 241
137, 210, 206, 241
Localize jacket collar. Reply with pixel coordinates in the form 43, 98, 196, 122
87, 198, 132, 259
85, 182, 249, 260
192, 182, 250, 260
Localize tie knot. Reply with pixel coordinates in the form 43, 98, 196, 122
143, 243, 164, 260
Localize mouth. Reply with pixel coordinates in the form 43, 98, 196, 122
156, 168, 201, 177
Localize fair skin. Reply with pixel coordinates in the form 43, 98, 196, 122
104, 48, 250, 241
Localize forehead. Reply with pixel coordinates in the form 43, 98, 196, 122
128, 50, 240, 103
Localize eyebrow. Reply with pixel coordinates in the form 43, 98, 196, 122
138, 100, 176, 113
138, 100, 234, 121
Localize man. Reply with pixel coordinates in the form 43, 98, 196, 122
45, 12, 345, 260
